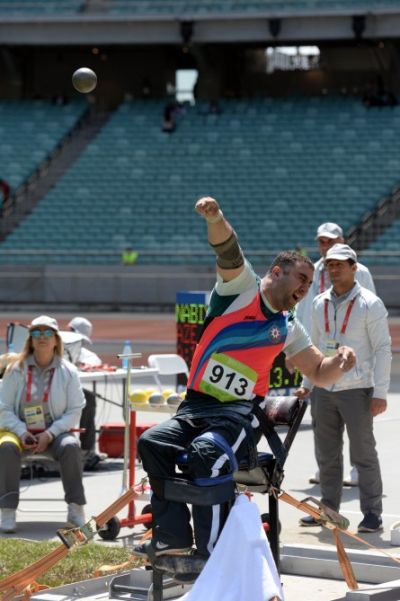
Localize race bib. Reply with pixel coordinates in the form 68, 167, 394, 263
199, 352, 257, 402
24, 405, 45, 430
325, 338, 339, 357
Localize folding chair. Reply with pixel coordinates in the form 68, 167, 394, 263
18, 453, 66, 516
6, 322, 29, 352
233, 395, 307, 570
147, 353, 189, 391
140, 395, 307, 601
5, 322, 83, 361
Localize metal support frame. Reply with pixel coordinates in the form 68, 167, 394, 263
116, 351, 152, 530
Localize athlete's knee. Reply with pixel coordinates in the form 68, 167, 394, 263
137, 428, 155, 457
188, 433, 234, 478
137, 427, 164, 464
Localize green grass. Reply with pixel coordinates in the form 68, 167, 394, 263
0, 539, 144, 588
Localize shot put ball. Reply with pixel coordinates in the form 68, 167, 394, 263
166, 393, 183, 408
148, 393, 165, 407
72, 67, 97, 94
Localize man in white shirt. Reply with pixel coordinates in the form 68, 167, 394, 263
296, 222, 375, 486
297, 244, 391, 532
296, 222, 375, 334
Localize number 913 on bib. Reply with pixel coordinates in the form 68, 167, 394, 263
199, 352, 257, 402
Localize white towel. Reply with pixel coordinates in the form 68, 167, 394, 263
176, 494, 284, 601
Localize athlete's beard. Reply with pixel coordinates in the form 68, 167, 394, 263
281, 293, 297, 311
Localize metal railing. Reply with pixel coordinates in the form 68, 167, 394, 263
0, 248, 399, 262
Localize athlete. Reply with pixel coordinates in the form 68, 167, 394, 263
134, 196, 356, 561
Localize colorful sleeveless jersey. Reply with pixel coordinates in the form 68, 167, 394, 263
187, 289, 288, 402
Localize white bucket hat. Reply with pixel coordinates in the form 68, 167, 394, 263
68, 316, 93, 344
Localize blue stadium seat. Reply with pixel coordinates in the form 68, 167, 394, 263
0, 0, 83, 15
0, 100, 87, 194
1, 96, 400, 265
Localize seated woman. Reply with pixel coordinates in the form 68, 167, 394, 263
0, 315, 86, 533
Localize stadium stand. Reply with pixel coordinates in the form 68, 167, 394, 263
107, 0, 400, 16
0, 0, 83, 14
1, 96, 400, 265
0, 0, 398, 17
0, 100, 87, 198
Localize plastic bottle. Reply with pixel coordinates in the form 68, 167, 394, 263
122, 340, 132, 370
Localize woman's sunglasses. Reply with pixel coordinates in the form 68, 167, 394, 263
30, 329, 55, 338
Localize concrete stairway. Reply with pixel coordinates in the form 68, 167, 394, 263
347, 185, 400, 252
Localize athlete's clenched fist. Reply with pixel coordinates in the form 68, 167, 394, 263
195, 197, 223, 224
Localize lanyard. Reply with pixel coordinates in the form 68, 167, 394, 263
319, 269, 326, 294
26, 365, 55, 403
324, 298, 356, 335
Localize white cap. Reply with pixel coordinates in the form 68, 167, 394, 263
325, 243, 357, 263
316, 222, 344, 240
68, 316, 93, 344
30, 315, 59, 332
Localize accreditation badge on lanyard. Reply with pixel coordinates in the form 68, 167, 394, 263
324, 298, 356, 357
24, 365, 55, 431
324, 339, 339, 357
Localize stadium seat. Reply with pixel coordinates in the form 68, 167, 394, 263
0, 0, 84, 15
0, 100, 87, 194
2, 96, 400, 265
103, 0, 400, 17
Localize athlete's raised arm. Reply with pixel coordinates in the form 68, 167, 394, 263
195, 196, 245, 282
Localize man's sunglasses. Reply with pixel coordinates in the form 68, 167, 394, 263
30, 329, 55, 338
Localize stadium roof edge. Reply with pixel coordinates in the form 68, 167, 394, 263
1, 6, 400, 23
1, 10, 400, 44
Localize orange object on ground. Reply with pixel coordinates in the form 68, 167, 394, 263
0, 487, 138, 600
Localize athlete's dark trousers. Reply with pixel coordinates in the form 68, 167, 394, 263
138, 415, 252, 556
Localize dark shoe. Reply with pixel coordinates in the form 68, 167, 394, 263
84, 454, 101, 471
357, 512, 383, 533
299, 515, 321, 527
132, 540, 192, 559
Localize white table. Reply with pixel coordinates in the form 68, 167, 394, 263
78, 366, 159, 385
0, 367, 172, 414
78, 366, 180, 415
78, 366, 161, 413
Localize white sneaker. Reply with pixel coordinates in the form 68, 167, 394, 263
309, 469, 320, 484
343, 466, 359, 487
1, 509, 16, 533
67, 503, 86, 527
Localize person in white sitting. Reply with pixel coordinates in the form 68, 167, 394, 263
68, 316, 103, 471
0, 315, 86, 533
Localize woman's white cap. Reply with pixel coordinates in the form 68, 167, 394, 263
30, 315, 59, 332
